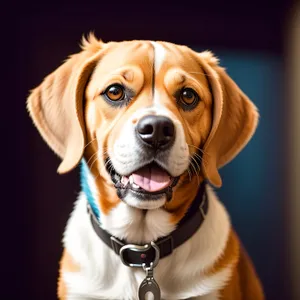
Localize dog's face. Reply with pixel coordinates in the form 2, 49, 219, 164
27, 35, 258, 216
84, 41, 212, 210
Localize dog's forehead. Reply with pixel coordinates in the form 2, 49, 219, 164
99, 41, 153, 69
96, 41, 199, 75
151, 41, 199, 69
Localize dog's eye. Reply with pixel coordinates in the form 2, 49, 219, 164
180, 88, 198, 105
104, 84, 125, 101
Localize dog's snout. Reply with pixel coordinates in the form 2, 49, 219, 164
136, 115, 175, 149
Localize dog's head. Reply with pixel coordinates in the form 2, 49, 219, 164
27, 35, 258, 214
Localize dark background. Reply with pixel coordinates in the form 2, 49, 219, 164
6, 0, 296, 299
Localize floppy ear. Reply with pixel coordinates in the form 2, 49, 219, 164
27, 35, 104, 174
198, 51, 259, 187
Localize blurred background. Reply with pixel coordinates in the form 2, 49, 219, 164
8, 0, 299, 299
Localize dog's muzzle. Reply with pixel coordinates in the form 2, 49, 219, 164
107, 115, 182, 201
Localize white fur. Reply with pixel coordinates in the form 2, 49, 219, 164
120, 192, 167, 211
151, 42, 166, 106
86, 102, 97, 128
100, 201, 176, 244
153, 86, 162, 107
151, 42, 165, 75
62, 184, 232, 299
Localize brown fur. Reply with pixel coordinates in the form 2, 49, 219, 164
204, 230, 264, 299
219, 241, 264, 299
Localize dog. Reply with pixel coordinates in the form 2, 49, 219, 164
27, 34, 264, 300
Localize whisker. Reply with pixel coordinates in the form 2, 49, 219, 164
191, 154, 202, 173
187, 143, 209, 155
186, 143, 210, 168
86, 152, 98, 167
187, 143, 202, 152
191, 155, 201, 172
83, 138, 97, 151
189, 157, 200, 185
192, 155, 202, 179
93, 158, 113, 182
89, 155, 99, 170
87, 148, 111, 165
104, 159, 113, 174
190, 162, 200, 185
193, 152, 208, 167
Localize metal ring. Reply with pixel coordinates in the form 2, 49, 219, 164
119, 241, 160, 268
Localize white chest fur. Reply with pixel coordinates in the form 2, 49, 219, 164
62, 186, 231, 300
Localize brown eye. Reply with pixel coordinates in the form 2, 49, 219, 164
180, 88, 198, 105
105, 84, 125, 101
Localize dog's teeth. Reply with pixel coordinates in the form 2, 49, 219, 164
129, 176, 134, 184
132, 183, 140, 189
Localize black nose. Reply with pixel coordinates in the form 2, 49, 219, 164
136, 115, 175, 149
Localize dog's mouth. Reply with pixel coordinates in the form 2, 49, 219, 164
108, 160, 180, 196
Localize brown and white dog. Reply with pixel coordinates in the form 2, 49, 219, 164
27, 34, 264, 300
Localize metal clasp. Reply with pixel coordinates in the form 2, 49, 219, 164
138, 260, 161, 300
119, 241, 160, 268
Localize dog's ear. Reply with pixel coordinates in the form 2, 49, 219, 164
27, 34, 104, 174
198, 51, 259, 187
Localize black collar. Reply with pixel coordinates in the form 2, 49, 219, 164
87, 182, 208, 268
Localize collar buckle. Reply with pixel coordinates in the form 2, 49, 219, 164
111, 237, 160, 268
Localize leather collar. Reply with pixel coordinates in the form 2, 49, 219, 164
87, 182, 208, 268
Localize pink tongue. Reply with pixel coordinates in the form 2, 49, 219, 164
132, 165, 171, 192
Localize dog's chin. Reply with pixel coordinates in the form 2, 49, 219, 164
123, 192, 166, 210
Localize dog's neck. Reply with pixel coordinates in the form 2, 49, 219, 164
80, 159, 204, 244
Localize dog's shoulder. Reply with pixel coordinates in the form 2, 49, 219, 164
218, 233, 265, 300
